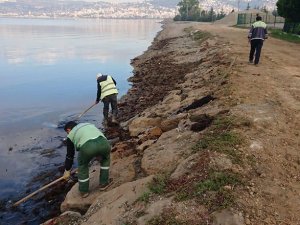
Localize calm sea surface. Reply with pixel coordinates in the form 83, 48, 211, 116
0, 17, 162, 224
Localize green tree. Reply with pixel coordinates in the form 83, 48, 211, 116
177, 0, 201, 21
208, 7, 216, 22
276, 0, 300, 33
277, 0, 300, 22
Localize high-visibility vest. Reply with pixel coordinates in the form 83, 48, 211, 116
100, 76, 118, 100
67, 123, 106, 149
253, 21, 267, 29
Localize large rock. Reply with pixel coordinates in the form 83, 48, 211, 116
141, 129, 199, 175
147, 91, 182, 116
111, 140, 137, 159
128, 117, 162, 137
81, 176, 154, 225
160, 113, 187, 132
136, 139, 156, 152
137, 198, 173, 224
110, 155, 136, 186
170, 152, 202, 180
61, 155, 136, 213
137, 126, 163, 144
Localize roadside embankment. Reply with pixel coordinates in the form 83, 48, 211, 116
43, 20, 300, 225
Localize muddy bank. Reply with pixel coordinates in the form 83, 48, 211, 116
0, 113, 101, 224
0, 128, 72, 224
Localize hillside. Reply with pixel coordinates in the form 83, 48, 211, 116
0, 0, 278, 17
43, 20, 300, 225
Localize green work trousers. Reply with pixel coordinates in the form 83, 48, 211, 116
77, 136, 111, 193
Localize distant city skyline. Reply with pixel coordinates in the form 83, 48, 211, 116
0, 0, 145, 2
71, 0, 143, 2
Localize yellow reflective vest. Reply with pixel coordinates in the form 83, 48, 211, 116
99, 75, 118, 100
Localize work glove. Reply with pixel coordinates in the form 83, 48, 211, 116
63, 170, 71, 180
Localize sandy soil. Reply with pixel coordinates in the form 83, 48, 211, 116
195, 23, 300, 224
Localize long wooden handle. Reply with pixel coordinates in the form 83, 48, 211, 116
13, 176, 65, 207
77, 103, 97, 120
13, 169, 77, 207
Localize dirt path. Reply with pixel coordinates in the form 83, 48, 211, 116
194, 23, 300, 224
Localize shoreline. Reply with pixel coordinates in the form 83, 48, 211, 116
43, 18, 300, 225
45, 20, 236, 224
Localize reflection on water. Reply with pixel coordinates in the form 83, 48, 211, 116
0, 17, 161, 224
0, 18, 159, 66
0, 18, 161, 125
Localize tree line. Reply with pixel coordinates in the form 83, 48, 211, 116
174, 0, 300, 34
276, 0, 300, 33
173, 0, 226, 22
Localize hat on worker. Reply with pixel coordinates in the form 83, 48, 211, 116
96, 73, 103, 79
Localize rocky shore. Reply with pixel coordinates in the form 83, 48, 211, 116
42, 19, 300, 225
42, 20, 237, 225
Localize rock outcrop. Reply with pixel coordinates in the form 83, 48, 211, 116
44, 19, 300, 225
44, 20, 236, 225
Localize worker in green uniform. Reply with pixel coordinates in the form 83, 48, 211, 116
63, 121, 112, 198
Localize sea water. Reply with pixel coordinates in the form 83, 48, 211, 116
0, 17, 161, 224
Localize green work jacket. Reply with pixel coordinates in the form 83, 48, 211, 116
67, 123, 105, 149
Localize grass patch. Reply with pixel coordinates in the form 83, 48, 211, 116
195, 171, 242, 211
193, 131, 242, 164
193, 31, 211, 41
183, 27, 211, 43
212, 115, 252, 130
192, 114, 249, 164
200, 189, 235, 211
233, 25, 300, 43
212, 116, 235, 130
174, 189, 192, 202
198, 131, 240, 151
269, 29, 300, 43
174, 171, 242, 211
183, 26, 193, 33
195, 171, 241, 195
148, 174, 169, 194
137, 191, 151, 203
192, 30, 211, 45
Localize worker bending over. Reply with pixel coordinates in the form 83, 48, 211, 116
63, 121, 112, 198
